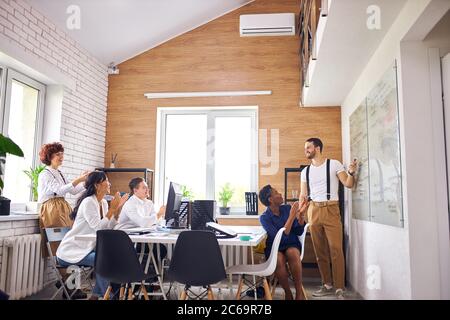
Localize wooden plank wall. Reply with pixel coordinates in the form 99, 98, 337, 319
105, 0, 342, 211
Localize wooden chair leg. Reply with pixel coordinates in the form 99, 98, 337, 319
180, 289, 187, 300
103, 286, 112, 300
141, 284, 150, 300
207, 286, 215, 300
235, 275, 244, 300
271, 276, 278, 297
128, 287, 134, 300
302, 285, 308, 300
141, 282, 149, 300
263, 278, 272, 300
119, 286, 125, 300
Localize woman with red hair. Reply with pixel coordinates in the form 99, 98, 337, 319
38, 142, 89, 228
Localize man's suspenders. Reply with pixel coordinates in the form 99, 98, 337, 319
326, 159, 331, 201
306, 165, 311, 200
306, 159, 331, 201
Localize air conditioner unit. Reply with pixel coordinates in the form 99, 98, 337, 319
240, 13, 295, 37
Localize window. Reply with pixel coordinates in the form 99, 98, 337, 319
157, 107, 258, 213
0, 68, 45, 203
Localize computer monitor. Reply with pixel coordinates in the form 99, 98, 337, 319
191, 200, 216, 230
165, 182, 184, 229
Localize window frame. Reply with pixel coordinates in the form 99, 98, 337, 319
155, 106, 258, 213
0, 67, 46, 203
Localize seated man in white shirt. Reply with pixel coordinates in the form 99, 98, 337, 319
116, 177, 165, 229
115, 177, 167, 261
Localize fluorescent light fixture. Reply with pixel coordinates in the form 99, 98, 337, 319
144, 90, 271, 99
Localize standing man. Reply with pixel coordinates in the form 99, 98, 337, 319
300, 138, 357, 299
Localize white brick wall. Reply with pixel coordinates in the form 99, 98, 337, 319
0, 0, 108, 206
0, 0, 109, 292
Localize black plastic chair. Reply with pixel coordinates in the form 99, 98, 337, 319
168, 230, 226, 300
95, 230, 158, 300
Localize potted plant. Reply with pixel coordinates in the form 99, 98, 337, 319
218, 183, 234, 215
23, 164, 46, 213
181, 185, 194, 202
0, 134, 24, 215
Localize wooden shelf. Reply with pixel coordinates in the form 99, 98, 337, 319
95, 167, 154, 200
299, 0, 322, 91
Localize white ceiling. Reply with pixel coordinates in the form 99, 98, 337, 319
302, 0, 407, 107
27, 0, 252, 65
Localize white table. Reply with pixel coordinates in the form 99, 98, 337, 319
75, 226, 266, 300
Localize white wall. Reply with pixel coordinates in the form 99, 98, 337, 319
341, 0, 450, 299
0, 0, 108, 205
444, 53, 450, 212
0, 0, 109, 289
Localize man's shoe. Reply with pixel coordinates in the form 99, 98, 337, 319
312, 285, 334, 297
335, 289, 345, 300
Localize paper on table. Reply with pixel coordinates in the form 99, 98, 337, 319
122, 226, 156, 234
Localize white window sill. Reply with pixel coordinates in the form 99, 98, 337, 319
1, 203, 39, 221
0, 214, 39, 222
216, 213, 259, 219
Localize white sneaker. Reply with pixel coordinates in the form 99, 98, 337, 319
312, 285, 334, 297
335, 288, 345, 300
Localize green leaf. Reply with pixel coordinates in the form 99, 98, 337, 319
218, 183, 235, 207
23, 165, 46, 201
0, 134, 24, 157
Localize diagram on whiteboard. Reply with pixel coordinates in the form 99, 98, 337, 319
350, 60, 404, 228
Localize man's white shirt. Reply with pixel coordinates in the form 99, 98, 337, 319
115, 195, 158, 230
301, 159, 345, 201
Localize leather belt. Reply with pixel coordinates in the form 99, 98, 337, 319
311, 200, 339, 207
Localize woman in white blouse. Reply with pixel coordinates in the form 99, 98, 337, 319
38, 142, 89, 228
56, 171, 128, 299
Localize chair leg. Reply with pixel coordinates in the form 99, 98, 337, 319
262, 278, 272, 300
302, 285, 308, 300
271, 276, 278, 297
180, 289, 188, 300
103, 286, 112, 300
207, 286, 215, 300
235, 275, 244, 300
119, 286, 125, 300
128, 287, 134, 300
228, 274, 234, 298
141, 282, 149, 300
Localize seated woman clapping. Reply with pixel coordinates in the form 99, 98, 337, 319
259, 185, 308, 300
56, 171, 129, 299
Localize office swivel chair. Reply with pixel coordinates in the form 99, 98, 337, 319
95, 230, 160, 300
168, 230, 226, 300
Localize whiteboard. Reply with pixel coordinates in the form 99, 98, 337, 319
350, 60, 404, 227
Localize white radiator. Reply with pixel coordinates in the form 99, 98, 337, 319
0, 234, 45, 299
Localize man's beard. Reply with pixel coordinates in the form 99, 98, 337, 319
306, 150, 315, 159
